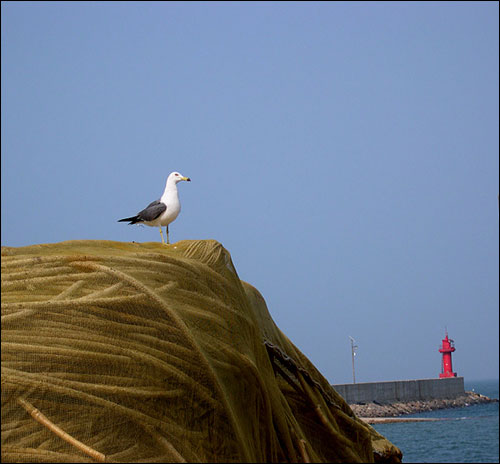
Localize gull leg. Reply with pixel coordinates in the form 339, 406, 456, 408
159, 226, 166, 245
166, 225, 170, 245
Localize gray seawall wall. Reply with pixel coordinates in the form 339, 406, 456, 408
332, 377, 465, 404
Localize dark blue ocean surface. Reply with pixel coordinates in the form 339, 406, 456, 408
372, 379, 499, 463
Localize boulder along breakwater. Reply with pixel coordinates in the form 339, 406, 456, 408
350, 390, 498, 419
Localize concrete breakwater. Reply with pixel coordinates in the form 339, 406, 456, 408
332, 377, 498, 422
333, 377, 465, 404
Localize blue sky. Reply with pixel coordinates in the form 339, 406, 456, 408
2, 1, 498, 384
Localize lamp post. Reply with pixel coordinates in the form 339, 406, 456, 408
349, 336, 358, 384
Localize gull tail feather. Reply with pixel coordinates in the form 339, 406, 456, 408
118, 216, 141, 225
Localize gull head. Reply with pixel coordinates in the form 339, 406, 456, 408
169, 171, 191, 184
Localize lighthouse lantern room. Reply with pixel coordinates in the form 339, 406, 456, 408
439, 330, 457, 378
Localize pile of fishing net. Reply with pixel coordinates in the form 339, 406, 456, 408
2, 239, 402, 462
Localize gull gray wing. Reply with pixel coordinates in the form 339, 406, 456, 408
136, 200, 167, 222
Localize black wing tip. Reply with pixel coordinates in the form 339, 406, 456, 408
118, 216, 139, 224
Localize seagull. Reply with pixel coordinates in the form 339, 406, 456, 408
118, 171, 191, 245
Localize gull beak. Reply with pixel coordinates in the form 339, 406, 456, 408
182, 177, 191, 182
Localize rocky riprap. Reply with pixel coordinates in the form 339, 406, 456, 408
350, 391, 498, 418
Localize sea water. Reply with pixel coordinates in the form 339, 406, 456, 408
372, 379, 499, 463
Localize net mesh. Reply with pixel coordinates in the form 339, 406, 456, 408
1, 239, 402, 463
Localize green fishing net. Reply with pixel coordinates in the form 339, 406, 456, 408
1, 240, 401, 463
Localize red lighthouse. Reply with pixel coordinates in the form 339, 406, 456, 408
439, 330, 457, 378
